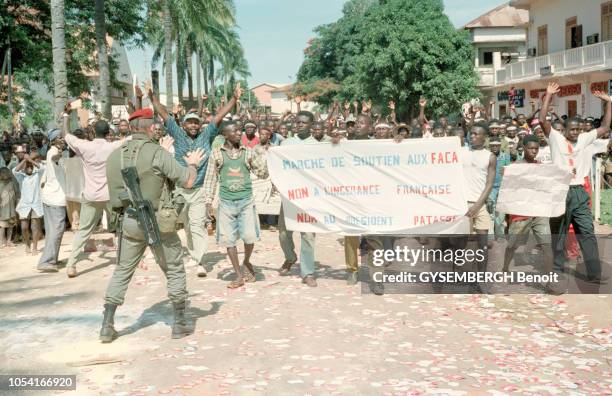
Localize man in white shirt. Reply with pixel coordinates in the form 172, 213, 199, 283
539, 82, 611, 286
462, 122, 497, 276
38, 129, 67, 272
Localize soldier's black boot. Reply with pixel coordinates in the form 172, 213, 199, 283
99, 303, 118, 343
171, 302, 192, 339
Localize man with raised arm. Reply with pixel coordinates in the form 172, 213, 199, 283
539, 82, 611, 287
148, 81, 243, 277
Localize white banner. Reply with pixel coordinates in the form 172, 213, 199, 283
267, 137, 470, 235
496, 163, 571, 218
252, 177, 281, 215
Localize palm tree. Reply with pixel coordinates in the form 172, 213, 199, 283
162, 0, 173, 107
94, 0, 111, 119
149, 0, 236, 107
50, 0, 68, 119
217, 31, 250, 100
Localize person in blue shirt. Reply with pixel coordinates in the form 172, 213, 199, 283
487, 137, 512, 241
148, 81, 243, 277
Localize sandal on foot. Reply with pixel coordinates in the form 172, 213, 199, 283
243, 271, 256, 283
227, 279, 245, 289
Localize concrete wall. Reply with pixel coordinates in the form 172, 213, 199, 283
527, 0, 604, 54
270, 91, 316, 114
251, 85, 275, 107
471, 27, 527, 43
491, 76, 611, 119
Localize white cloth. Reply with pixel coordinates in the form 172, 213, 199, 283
535, 145, 552, 164
63, 156, 85, 202
268, 137, 469, 235
41, 146, 67, 207
461, 147, 492, 202
13, 165, 45, 218
549, 128, 598, 185
496, 163, 572, 218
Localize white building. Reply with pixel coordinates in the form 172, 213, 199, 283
488, 0, 612, 119
269, 84, 317, 115
464, 3, 529, 91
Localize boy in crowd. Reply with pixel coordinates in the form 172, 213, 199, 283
38, 129, 67, 272
13, 153, 44, 254
487, 137, 511, 241
503, 135, 554, 277
203, 121, 269, 288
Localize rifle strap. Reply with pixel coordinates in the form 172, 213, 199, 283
119, 139, 171, 210
120, 140, 146, 202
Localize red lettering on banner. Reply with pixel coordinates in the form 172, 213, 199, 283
590, 81, 607, 93
297, 213, 317, 223
413, 215, 457, 225
431, 151, 459, 164
530, 88, 546, 99
430, 151, 458, 165
288, 187, 309, 200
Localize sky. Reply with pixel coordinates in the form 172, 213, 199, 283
127, 0, 506, 93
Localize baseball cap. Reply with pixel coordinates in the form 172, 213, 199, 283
183, 113, 201, 122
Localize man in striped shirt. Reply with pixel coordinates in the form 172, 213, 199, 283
148, 82, 243, 277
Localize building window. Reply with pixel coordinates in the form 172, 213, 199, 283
499, 104, 507, 117
603, 2, 612, 41
538, 25, 548, 55
565, 17, 582, 49
482, 51, 493, 66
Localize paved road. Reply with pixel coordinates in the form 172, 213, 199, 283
0, 228, 610, 395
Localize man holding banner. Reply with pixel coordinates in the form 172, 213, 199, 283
461, 122, 496, 273
501, 135, 555, 277
276, 111, 321, 287
539, 82, 611, 286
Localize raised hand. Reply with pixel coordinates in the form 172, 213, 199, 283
160, 136, 175, 152
135, 85, 143, 98
144, 80, 153, 97
388, 100, 395, 110
546, 82, 560, 96
593, 90, 612, 102
202, 94, 208, 101
233, 82, 243, 99
344, 101, 350, 110
184, 148, 204, 167
419, 98, 427, 108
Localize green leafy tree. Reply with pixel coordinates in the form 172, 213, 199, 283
298, 0, 480, 119
1, 0, 145, 126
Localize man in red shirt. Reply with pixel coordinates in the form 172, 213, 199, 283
241, 121, 260, 148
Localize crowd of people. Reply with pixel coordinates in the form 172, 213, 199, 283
1, 80, 611, 340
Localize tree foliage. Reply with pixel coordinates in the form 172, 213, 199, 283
297, 0, 480, 118
1, 0, 145, 128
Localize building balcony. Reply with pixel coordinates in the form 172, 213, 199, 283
495, 40, 612, 86
475, 67, 495, 88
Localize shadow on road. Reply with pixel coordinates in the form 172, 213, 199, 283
118, 300, 223, 339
